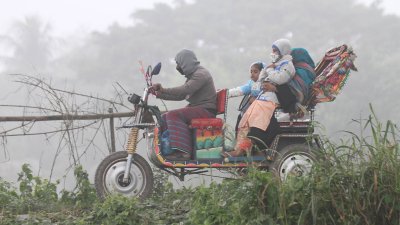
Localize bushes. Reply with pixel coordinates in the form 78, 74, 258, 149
188, 111, 400, 225
0, 166, 193, 225
0, 164, 98, 224
303, 109, 400, 225
60, 165, 97, 209
189, 172, 281, 225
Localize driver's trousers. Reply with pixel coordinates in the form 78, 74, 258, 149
161, 106, 215, 155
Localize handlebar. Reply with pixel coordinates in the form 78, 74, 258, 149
127, 62, 161, 106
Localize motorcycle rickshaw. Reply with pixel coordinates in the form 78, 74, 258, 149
94, 45, 357, 199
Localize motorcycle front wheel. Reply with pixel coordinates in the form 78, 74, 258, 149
94, 151, 154, 200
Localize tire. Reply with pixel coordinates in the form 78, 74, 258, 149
271, 144, 317, 182
95, 151, 154, 200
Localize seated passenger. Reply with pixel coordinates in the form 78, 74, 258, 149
227, 62, 265, 133
222, 80, 279, 157
289, 47, 316, 106
262, 39, 296, 85
260, 39, 299, 115
151, 49, 217, 159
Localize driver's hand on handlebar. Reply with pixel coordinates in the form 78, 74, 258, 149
151, 83, 163, 92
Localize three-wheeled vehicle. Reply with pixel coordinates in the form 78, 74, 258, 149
94, 62, 322, 199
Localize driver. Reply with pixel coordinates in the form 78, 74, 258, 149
151, 49, 217, 160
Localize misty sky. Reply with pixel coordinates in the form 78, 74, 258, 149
0, 0, 398, 37
0, 0, 174, 36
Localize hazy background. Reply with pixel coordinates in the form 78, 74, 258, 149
0, 0, 399, 189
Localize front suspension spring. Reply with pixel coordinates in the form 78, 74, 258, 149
126, 127, 139, 154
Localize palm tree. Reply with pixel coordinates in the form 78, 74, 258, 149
0, 15, 53, 74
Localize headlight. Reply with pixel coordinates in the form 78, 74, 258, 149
128, 93, 141, 104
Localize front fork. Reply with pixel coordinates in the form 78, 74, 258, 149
123, 127, 139, 183
123, 87, 150, 183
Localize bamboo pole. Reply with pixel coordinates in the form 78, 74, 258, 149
108, 108, 116, 153
0, 112, 135, 122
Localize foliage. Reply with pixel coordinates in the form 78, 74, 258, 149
60, 165, 98, 209
0, 15, 52, 74
0, 164, 97, 224
189, 171, 280, 225
0, 178, 19, 214
150, 167, 174, 200
80, 185, 194, 225
85, 195, 147, 225
0, 164, 193, 225
298, 106, 400, 225
12, 163, 59, 213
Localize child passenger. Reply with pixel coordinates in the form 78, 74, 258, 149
222, 80, 279, 157
228, 62, 265, 132
228, 62, 265, 99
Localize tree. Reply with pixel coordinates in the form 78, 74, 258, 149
0, 15, 53, 74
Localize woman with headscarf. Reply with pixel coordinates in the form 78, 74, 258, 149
261, 38, 298, 114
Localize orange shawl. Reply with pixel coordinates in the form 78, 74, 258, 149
238, 100, 276, 131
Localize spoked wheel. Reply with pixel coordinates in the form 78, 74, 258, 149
271, 144, 317, 181
95, 151, 154, 200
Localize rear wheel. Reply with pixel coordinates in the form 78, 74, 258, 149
271, 144, 317, 181
95, 151, 153, 200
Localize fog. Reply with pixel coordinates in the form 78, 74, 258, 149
0, 0, 399, 190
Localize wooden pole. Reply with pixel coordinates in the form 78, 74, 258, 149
0, 112, 135, 122
108, 108, 116, 153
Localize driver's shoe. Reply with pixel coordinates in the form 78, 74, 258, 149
221, 149, 245, 157
221, 139, 252, 157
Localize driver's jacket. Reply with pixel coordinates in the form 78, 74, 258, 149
156, 66, 217, 111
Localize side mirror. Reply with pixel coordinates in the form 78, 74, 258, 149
151, 62, 162, 75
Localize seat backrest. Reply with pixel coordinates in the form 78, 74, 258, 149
216, 89, 227, 115
310, 44, 357, 104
